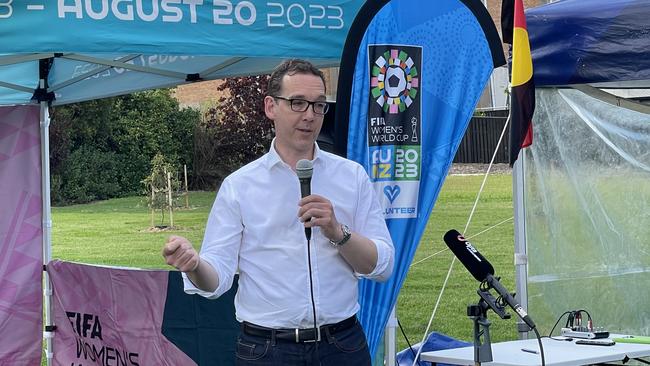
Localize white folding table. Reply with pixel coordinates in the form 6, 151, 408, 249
420, 337, 650, 366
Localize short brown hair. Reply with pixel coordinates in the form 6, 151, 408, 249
267, 59, 326, 97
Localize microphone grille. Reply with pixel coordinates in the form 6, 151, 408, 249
296, 159, 313, 179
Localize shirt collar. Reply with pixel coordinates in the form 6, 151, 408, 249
264, 138, 325, 170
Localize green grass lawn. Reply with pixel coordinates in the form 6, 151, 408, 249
52, 191, 217, 268
50, 173, 518, 358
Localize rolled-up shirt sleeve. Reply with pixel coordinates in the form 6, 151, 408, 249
182, 177, 242, 299
353, 166, 395, 282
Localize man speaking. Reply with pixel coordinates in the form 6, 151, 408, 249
163, 59, 394, 365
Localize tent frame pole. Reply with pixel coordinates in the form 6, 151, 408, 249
513, 151, 529, 339
384, 305, 397, 366
40, 95, 54, 366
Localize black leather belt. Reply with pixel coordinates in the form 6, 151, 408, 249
242, 316, 357, 343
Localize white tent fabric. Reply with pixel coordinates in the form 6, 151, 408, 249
513, 0, 650, 338
522, 88, 650, 335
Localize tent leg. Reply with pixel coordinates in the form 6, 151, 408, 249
513, 152, 530, 339
40, 98, 54, 366
384, 306, 397, 366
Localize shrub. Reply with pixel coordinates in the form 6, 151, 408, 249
49, 90, 200, 205
55, 146, 122, 204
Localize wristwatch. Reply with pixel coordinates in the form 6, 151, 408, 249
329, 224, 352, 247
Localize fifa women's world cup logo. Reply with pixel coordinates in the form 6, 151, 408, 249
370, 49, 419, 115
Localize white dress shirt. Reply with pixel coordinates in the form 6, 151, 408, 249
183, 141, 394, 328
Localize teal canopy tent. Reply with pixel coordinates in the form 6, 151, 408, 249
0, 1, 364, 105
0, 2, 364, 365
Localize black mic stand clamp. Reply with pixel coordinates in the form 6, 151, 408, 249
467, 283, 511, 365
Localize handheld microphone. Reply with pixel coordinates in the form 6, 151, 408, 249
296, 159, 313, 240
444, 229, 536, 330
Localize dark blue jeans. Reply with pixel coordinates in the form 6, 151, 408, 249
235, 320, 371, 366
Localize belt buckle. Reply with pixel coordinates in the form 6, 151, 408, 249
297, 327, 321, 343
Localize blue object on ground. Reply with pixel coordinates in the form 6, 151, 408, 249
396, 332, 470, 366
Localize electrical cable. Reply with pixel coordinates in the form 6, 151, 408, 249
548, 309, 595, 338
575, 309, 593, 325
548, 311, 573, 337
306, 237, 321, 364
532, 326, 546, 366
486, 279, 544, 365
396, 318, 423, 366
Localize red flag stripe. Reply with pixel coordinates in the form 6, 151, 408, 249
514, 0, 527, 30
522, 124, 533, 148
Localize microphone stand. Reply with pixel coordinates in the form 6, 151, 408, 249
467, 282, 511, 365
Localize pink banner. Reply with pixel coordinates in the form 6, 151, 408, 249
47, 261, 196, 366
0, 105, 43, 366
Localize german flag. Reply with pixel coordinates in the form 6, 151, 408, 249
508, 0, 534, 166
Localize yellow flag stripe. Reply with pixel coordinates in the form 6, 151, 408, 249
511, 27, 532, 87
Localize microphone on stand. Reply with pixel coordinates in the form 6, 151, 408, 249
444, 229, 536, 330
296, 159, 313, 241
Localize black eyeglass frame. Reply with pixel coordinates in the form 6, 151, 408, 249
272, 95, 330, 115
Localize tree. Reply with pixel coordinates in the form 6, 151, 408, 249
142, 153, 180, 227
194, 75, 273, 189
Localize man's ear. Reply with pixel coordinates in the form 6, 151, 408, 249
264, 96, 276, 120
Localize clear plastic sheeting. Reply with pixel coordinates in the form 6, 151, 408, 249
524, 88, 650, 335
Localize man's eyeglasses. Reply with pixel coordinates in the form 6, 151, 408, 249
272, 96, 330, 115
